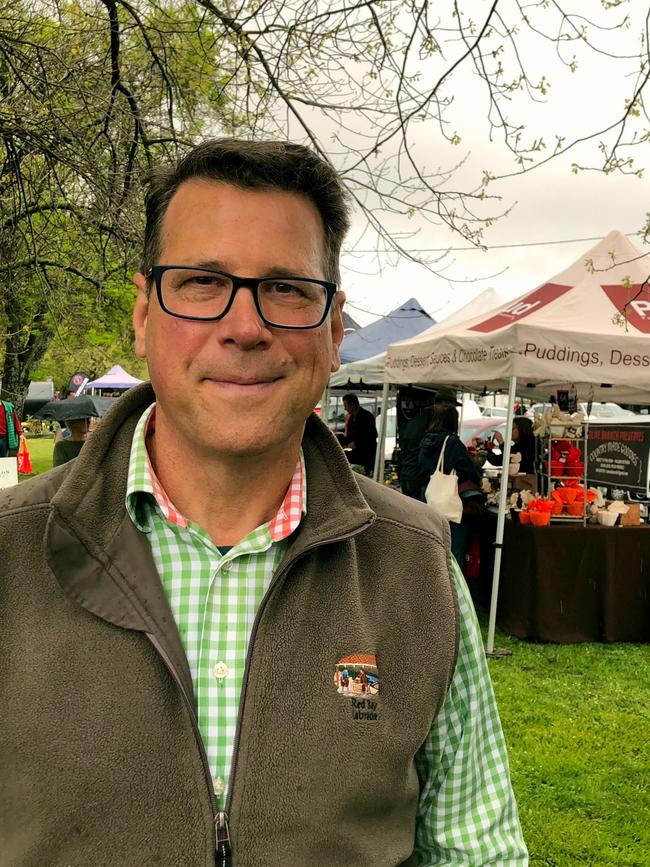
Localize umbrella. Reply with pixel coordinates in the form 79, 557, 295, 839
32, 395, 117, 422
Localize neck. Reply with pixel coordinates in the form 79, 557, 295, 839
146, 425, 301, 547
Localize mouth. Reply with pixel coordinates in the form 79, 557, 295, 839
204, 375, 282, 392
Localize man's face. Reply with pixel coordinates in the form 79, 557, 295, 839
133, 179, 345, 459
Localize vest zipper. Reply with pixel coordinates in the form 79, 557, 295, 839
146, 633, 222, 860
215, 811, 232, 865
148, 521, 374, 863
224, 522, 374, 820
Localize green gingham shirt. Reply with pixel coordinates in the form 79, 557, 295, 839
126, 404, 527, 864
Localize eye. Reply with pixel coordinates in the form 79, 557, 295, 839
186, 272, 230, 289
165, 269, 231, 293
261, 279, 324, 304
266, 280, 303, 296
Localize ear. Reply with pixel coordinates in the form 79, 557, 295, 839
330, 290, 346, 372
133, 272, 149, 359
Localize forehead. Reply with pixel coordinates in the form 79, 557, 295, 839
158, 179, 326, 274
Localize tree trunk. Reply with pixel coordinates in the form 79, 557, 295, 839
0, 298, 53, 418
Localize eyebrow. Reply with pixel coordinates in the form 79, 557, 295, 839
191, 260, 316, 279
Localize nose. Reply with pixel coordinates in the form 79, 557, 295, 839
217, 285, 270, 348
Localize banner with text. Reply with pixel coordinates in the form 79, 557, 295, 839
586, 425, 650, 493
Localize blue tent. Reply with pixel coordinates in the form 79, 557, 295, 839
339, 298, 434, 364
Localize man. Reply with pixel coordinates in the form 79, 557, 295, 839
340, 392, 378, 475
0, 398, 22, 457
0, 139, 527, 865
399, 386, 462, 498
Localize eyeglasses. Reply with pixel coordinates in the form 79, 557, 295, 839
147, 265, 338, 330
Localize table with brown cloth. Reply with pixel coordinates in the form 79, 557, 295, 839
476, 514, 650, 643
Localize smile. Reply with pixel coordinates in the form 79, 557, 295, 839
205, 377, 281, 391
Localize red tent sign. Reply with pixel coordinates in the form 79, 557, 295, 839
469, 283, 572, 333
601, 284, 650, 334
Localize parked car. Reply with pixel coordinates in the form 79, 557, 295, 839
525, 401, 636, 421
460, 417, 508, 445
583, 402, 636, 420
478, 405, 509, 418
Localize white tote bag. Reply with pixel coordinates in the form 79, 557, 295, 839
424, 436, 463, 524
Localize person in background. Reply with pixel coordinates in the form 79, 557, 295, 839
52, 418, 88, 467
339, 392, 377, 475
486, 416, 536, 474
0, 399, 22, 457
1, 138, 526, 865
54, 391, 80, 444
399, 386, 462, 498
419, 404, 482, 565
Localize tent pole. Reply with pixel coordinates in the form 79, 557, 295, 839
373, 380, 390, 482
486, 374, 518, 656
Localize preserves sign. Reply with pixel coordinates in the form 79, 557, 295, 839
586, 425, 650, 493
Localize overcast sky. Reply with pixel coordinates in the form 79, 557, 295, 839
332, 1, 650, 327
341, 164, 649, 327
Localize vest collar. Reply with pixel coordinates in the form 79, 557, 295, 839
45, 383, 376, 688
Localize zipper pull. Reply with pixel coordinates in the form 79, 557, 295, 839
215, 811, 232, 866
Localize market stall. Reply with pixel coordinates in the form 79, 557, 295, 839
85, 365, 143, 395
329, 289, 507, 480
384, 229, 650, 648
480, 518, 650, 642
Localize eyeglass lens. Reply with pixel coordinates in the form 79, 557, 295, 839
160, 268, 328, 326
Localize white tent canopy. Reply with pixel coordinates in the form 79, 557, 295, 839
384, 229, 650, 655
386, 231, 650, 404
330, 288, 507, 389
85, 365, 143, 393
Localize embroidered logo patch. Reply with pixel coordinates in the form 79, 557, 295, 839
334, 654, 380, 721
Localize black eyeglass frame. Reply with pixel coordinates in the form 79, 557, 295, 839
147, 265, 338, 330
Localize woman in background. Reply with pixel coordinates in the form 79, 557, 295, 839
485, 416, 536, 474
419, 405, 482, 566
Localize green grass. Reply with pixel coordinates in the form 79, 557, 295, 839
17, 446, 650, 863
486, 623, 650, 866
21, 436, 55, 476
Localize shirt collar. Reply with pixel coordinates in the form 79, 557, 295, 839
125, 403, 306, 542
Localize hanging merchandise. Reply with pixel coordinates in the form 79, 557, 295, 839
556, 389, 569, 412
568, 384, 578, 414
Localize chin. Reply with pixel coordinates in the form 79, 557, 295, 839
200, 428, 290, 459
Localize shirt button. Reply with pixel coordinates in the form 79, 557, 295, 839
213, 661, 229, 680
213, 776, 225, 796
221, 561, 231, 572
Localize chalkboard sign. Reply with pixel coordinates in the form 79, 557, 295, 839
586, 425, 650, 494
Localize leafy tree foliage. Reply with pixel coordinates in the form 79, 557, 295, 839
1, 0, 648, 411
0, 0, 238, 410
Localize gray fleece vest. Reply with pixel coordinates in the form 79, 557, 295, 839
0, 383, 458, 866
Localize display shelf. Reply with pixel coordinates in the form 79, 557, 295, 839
551, 514, 586, 522
537, 423, 589, 526
550, 474, 584, 479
